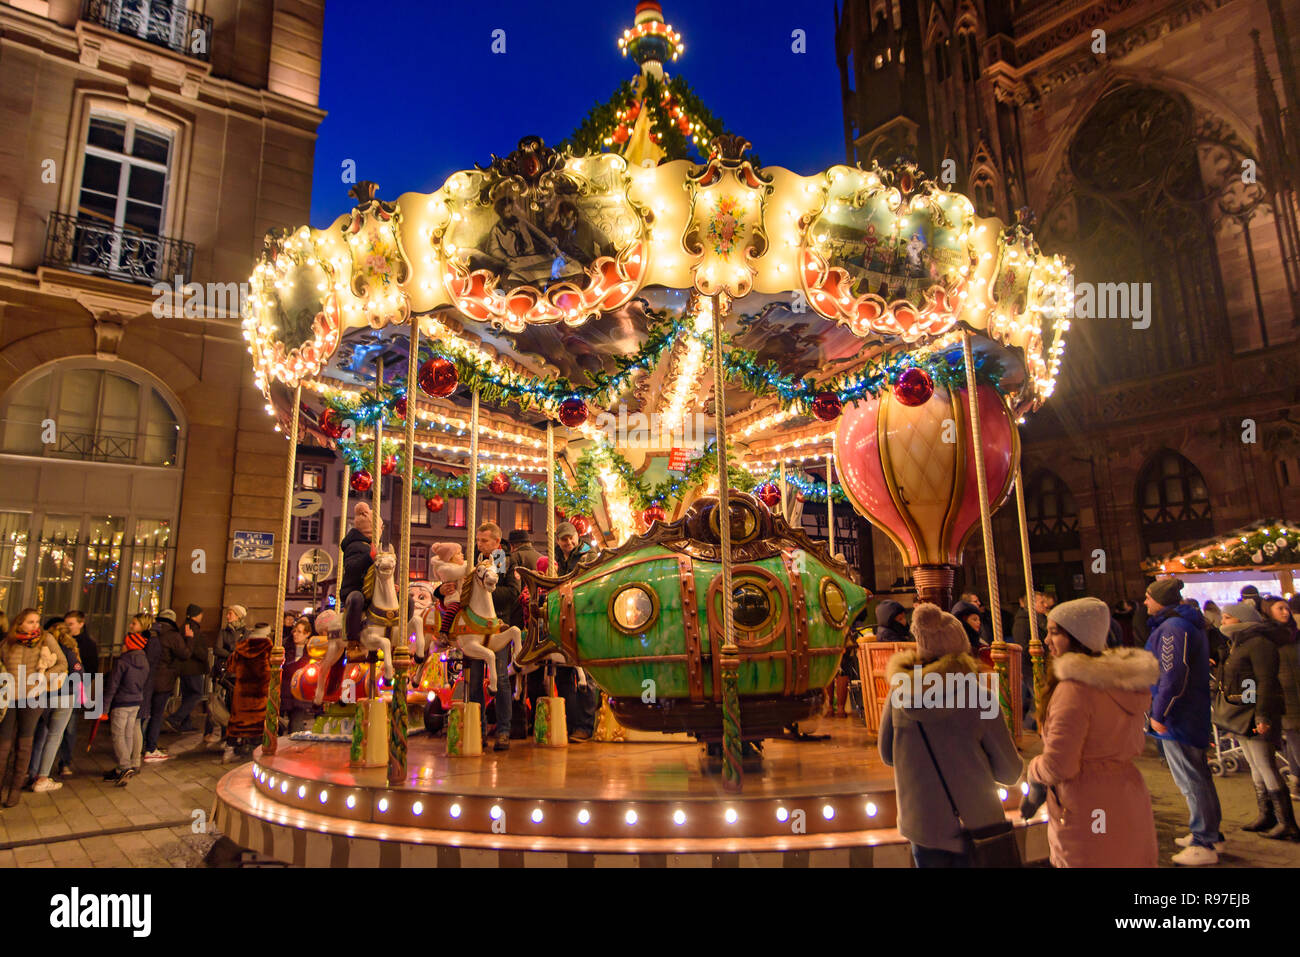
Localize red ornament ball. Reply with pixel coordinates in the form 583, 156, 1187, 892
554, 507, 566, 522
350, 469, 373, 493
319, 409, 344, 439
811, 392, 843, 422
417, 357, 458, 399
488, 473, 510, 495
394, 395, 407, 418
642, 504, 667, 526
425, 494, 444, 514
893, 367, 935, 407
571, 515, 591, 537
756, 483, 782, 509
558, 396, 589, 428
795, 491, 806, 504
380, 453, 397, 476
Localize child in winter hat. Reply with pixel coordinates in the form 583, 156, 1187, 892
908, 603, 971, 662
1046, 597, 1113, 652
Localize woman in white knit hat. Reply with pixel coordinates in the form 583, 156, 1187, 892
1022, 597, 1160, 867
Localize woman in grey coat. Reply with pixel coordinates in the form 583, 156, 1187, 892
879, 603, 1024, 867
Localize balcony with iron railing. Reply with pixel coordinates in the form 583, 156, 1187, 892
43, 212, 194, 287
80, 0, 213, 62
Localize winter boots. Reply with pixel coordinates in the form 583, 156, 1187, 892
1243, 784, 1276, 832
1, 737, 34, 808
1264, 789, 1300, 841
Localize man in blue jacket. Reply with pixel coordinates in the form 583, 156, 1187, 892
1145, 576, 1223, 865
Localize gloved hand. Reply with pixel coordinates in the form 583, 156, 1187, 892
1019, 780, 1047, 819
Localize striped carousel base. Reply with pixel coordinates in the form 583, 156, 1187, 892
211, 718, 1049, 867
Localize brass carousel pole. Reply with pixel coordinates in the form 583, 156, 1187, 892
467, 390, 480, 559
826, 451, 835, 555
710, 292, 742, 792
388, 324, 419, 786
546, 422, 556, 571
370, 356, 384, 710
1014, 469, 1045, 723
336, 462, 351, 606
263, 384, 301, 756
778, 459, 788, 522
961, 332, 1011, 731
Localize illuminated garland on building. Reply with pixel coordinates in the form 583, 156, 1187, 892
1144, 522, 1300, 572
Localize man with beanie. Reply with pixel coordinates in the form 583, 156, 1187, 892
1144, 576, 1223, 865
142, 609, 190, 761
341, 502, 382, 643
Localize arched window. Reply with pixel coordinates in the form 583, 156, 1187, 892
958, 30, 979, 83
1137, 450, 1213, 549
1026, 470, 1080, 550
971, 173, 996, 218
1, 361, 183, 467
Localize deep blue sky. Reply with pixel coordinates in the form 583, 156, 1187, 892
308, 0, 846, 227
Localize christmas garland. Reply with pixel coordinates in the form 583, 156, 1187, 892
751, 469, 851, 504
721, 342, 1006, 415
1144, 523, 1300, 572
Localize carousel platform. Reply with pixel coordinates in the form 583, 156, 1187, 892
212, 717, 1049, 867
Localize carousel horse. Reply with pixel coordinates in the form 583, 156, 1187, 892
432, 556, 521, 693
359, 545, 402, 681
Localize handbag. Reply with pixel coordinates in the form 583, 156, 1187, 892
917, 722, 1022, 867
1212, 656, 1255, 735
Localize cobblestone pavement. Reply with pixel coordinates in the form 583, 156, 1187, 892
4, 718, 1299, 867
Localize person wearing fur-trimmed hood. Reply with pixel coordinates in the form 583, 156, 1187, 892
1023, 597, 1159, 868
878, 603, 1023, 867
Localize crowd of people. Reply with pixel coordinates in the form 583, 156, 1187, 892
875, 576, 1300, 867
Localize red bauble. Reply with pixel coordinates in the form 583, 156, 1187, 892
417, 358, 458, 399
613, 126, 629, 144
555, 507, 566, 521
893, 367, 935, 407
811, 392, 843, 421
571, 515, 591, 536
319, 409, 344, 439
642, 504, 667, 526
558, 396, 589, 428
425, 494, 444, 513
488, 473, 510, 495
756, 483, 782, 509
350, 469, 373, 493
380, 454, 397, 476
394, 395, 408, 418
795, 491, 806, 503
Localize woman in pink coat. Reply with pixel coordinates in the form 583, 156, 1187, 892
1023, 597, 1159, 867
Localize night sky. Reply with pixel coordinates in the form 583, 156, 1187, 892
308, 0, 846, 227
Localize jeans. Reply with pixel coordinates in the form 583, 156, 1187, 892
1163, 739, 1224, 847
57, 712, 77, 771
1284, 731, 1300, 791
33, 705, 74, 778
1241, 735, 1284, 790
468, 646, 512, 738
911, 844, 970, 868
143, 689, 172, 753
110, 706, 143, 770
169, 674, 205, 729
344, 590, 366, 642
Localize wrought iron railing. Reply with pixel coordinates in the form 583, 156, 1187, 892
55, 429, 137, 463
43, 212, 194, 286
81, 0, 213, 62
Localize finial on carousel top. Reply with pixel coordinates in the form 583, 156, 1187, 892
619, 1, 684, 77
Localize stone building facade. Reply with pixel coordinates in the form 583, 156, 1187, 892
0, 0, 325, 652
836, 0, 1300, 606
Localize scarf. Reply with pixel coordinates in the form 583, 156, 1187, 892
12, 630, 41, 647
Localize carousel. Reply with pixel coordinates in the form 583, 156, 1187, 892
212, 2, 1071, 867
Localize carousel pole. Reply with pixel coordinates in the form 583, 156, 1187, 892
370, 356, 384, 705
779, 459, 788, 521
388, 324, 419, 786
1013, 469, 1046, 722
467, 390, 480, 559
337, 463, 351, 605
710, 292, 742, 792
826, 452, 835, 554
546, 422, 556, 571
961, 332, 1012, 731
263, 383, 301, 756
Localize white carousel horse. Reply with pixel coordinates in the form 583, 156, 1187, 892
359, 545, 401, 682
435, 558, 521, 693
